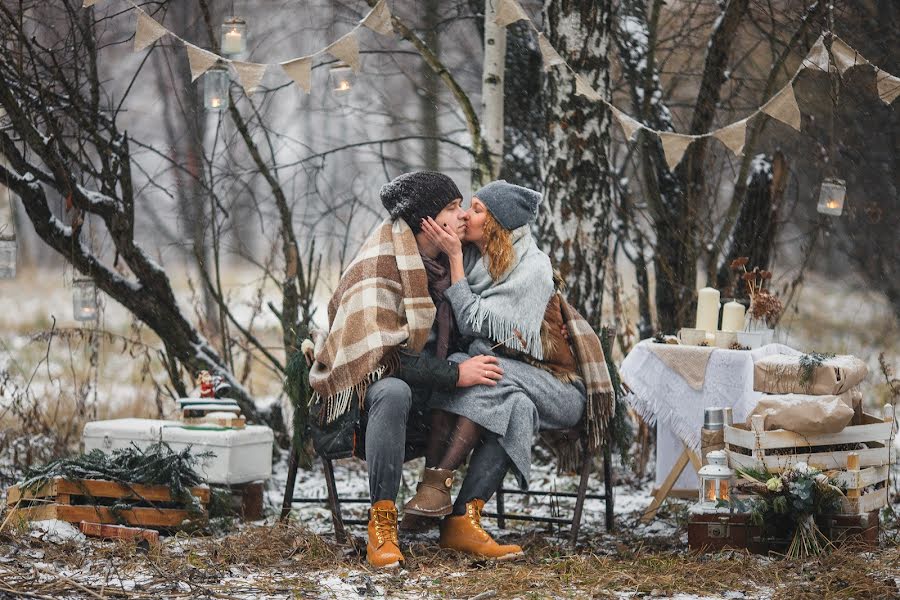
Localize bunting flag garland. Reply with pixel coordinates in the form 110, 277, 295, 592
658, 133, 694, 171
495, 0, 530, 28
610, 106, 643, 141
362, 0, 393, 36
232, 61, 268, 95
82, 0, 98, 7
802, 35, 829, 72
713, 117, 749, 157
538, 33, 566, 71
186, 44, 219, 82
829, 37, 865, 75
133, 10, 168, 52
760, 82, 802, 131
574, 74, 602, 101
325, 33, 361, 73
281, 57, 313, 94
875, 69, 900, 105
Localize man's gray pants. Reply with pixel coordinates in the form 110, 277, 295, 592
365, 377, 509, 510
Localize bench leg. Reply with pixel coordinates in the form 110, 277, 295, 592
603, 445, 614, 532
279, 441, 300, 522
322, 457, 349, 544
496, 488, 506, 529
569, 441, 592, 549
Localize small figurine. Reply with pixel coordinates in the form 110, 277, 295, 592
198, 370, 215, 398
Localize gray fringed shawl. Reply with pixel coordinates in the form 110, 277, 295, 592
462, 227, 553, 360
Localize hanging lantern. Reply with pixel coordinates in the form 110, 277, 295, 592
204, 65, 230, 111
329, 62, 354, 94
73, 278, 99, 321
0, 236, 15, 279
220, 17, 247, 56
816, 177, 846, 216
696, 450, 734, 512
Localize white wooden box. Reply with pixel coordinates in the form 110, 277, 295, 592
82, 418, 274, 485
725, 405, 896, 514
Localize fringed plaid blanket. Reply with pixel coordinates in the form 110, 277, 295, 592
309, 219, 436, 423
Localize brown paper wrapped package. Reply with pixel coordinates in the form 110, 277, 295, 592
747, 393, 854, 434
753, 354, 868, 395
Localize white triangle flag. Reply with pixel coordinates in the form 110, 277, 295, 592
362, 0, 393, 36
801, 35, 829, 72
610, 106, 643, 141
281, 57, 312, 94
875, 68, 900, 105
713, 118, 749, 157
232, 61, 267, 95
134, 10, 168, 53
495, 0, 530, 27
761, 83, 801, 132
186, 44, 219, 82
658, 132, 694, 171
538, 33, 565, 71
830, 37, 865, 74
325, 32, 360, 73
574, 74, 602, 101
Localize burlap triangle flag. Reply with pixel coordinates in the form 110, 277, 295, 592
761, 83, 801, 131
574, 74, 602, 101
713, 117, 748, 157
134, 10, 168, 52
875, 68, 900, 105
658, 132, 694, 171
538, 33, 565, 71
83, 0, 99, 7
495, 0, 530, 27
281, 57, 312, 94
801, 35, 829, 72
186, 44, 219, 82
326, 32, 360, 73
610, 106, 643, 141
830, 37, 865, 75
362, 0, 393, 36
232, 61, 267, 95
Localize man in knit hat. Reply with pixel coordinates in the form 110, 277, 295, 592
309, 171, 505, 569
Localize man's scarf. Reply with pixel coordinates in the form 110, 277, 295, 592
462, 227, 553, 360
309, 219, 436, 422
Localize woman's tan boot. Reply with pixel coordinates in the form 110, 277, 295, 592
367, 500, 404, 569
439, 499, 523, 560
401, 467, 454, 517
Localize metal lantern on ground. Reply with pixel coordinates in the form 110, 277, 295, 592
696, 450, 734, 512
0, 236, 15, 279
73, 278, 99, 321
329, 62, 354, 94
204, 65, 230, 111
816, 177, 846, 216
220, 17, 247, 56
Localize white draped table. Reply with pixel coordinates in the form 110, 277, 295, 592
620, 340, 800, 517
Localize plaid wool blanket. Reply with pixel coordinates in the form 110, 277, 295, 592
309, 219, 436, 422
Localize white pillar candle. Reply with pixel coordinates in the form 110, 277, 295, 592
695, 287, 720, 332
222, 30, 243, 54
721, 301, 746, 332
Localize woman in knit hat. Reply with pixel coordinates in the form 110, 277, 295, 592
404, 180, 587, 558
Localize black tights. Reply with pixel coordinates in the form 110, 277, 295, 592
425, 409, 484, 471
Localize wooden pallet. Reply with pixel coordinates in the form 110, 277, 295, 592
725, 405, 896, 515
5, 478, 209, 529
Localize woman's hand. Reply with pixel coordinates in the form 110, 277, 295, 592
421, 216, 463, 259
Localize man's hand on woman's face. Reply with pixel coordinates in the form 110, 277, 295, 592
421, 216, 463, 258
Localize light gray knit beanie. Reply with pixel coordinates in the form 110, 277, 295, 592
473, 180, 542, 230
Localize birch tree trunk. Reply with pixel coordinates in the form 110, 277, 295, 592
537, 0, 614, 325
420, 0, 441, 170
481, 0, 507, 181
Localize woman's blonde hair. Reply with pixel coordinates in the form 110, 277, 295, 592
482, 211, 514, 281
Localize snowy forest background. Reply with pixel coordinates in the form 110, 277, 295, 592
1, 0, 898, 459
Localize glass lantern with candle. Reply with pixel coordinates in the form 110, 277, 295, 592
220, 17, 247, 56
204, 65, 230, 111
695, 450, 734, 513
73, 278, 99, 322
329, 62, 354, 94
816, 177, 846, 216
0, 237, 16, 279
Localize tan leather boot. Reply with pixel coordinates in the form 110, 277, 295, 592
366, 500, 404, 569
402, 467, 454, 518
439, 499, 523, 560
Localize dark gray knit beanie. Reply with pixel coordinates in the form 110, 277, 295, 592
380, 171, 463, 233
473, 180, 542, 230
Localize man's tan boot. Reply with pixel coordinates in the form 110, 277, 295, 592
402, 467, 454, 518
367, 500, 404, 569
439, 499, 523, 560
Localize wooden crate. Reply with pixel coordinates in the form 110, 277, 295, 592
5, 478, 209, 529
725, 405, 895, 515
